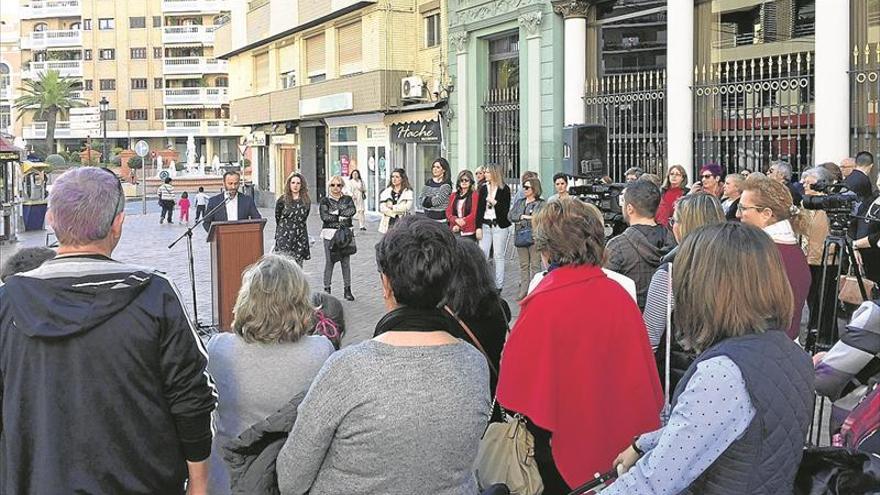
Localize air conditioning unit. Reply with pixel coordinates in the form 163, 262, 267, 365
401, 76, 425, 100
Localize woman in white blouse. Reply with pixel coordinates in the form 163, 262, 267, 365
378, 168, 413, 234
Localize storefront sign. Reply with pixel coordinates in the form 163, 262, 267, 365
300, 93, 353, 117
391, 121, 441, 144
248, 132, 267, 147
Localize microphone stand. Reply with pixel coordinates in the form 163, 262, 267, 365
168, 193, 233, 328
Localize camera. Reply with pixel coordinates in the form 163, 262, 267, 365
802, 182, 856, 212
568, 178, 627, 237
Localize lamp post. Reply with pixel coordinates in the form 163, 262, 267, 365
99, 96, 109, 165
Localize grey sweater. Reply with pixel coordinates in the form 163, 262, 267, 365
277, 339, 490, 495
206, 334, 335, 495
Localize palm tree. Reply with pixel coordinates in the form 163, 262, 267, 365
14, 69, 86, 155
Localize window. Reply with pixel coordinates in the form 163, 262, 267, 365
337, 21, 362, 75
154, 77, 163, 89
84, 79, 93, 90
131, 78, 147, 90
280, 71, 296, 89
254, 52, 270, 92
99, 79, 116, 90
155, 108, 164, 120
34, 23, 48, 32
106, 109, 117, 121
424, 12, 440, 48
484, 33, 521, 182
83, 19, 92, 30
98, 18, 115, 30
126, 109, 148, 121
153, 47, 163, 59
130, 47, 147, 59
99, 49, 115, 60
305, 33, 326, 83
153, 16, 162, 28
83, 49, 92, 60
129, 16, 146, 29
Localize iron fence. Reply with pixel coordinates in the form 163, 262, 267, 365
693, 52, 815, 177
584, 70, 667, 180
850, 43, 880, 156
482, 87, 520, 182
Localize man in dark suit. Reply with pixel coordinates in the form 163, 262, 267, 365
202, 170, 261, 233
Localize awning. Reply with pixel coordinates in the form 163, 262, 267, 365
384, 108, 440, 127
21, 162, 51, 175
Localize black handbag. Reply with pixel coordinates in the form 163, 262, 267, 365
329, 227, 357, 263
514, 226, 533, 248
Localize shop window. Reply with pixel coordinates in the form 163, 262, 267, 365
329, 126, 358, 177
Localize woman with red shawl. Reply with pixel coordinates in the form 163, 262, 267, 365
496, 198, 664, 493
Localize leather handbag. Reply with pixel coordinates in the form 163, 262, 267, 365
475, 409, 543, 495
514, 226, 533, 248
839, 270, 876, 306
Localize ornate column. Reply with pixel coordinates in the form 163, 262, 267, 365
520, 12, 543, 172
666, 0, 694, 178
815, 0, 850, 163
450, 31, 469, 170
552, 0, 591, 126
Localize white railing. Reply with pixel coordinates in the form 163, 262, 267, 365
23, 29, 82, 50
0, 85, 13, 101
24, 0, 81, 19
165, 119, 238, 135
23, 121, 73, 140
162, 25, 216, 45
162, 0, 228, 13
164, 87, 229, 105
163, 57, 229, 75
24, 60, 83, 79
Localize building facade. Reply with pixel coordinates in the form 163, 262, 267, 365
1, 16, 22, 138
17, 0, 243, 163
218, 0, 449, 209
446, 0, 564, 187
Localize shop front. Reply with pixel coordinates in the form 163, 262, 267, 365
387, 110, 444, 207
324, 113, 389, 212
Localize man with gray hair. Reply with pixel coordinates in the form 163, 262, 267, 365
0, 167, 217, 494
768, 160, 804, 206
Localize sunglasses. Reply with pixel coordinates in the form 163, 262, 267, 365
668, 171, 683, 177
459, 178, 471, 183
330, 183, 343, 187
701, 174, 714, 179
522, 185, 532, 190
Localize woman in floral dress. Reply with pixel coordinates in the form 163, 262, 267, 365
275, 172, 311, 265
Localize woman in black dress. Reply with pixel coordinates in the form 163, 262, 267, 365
275, 172, 311, 265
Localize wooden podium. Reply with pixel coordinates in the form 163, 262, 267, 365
207, 218, 267, 331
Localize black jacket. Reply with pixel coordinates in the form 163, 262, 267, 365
605, 224, 676, 310
476, 183, 512, 228
319, 195, 356, 230
0, 255, 217, 494
223, 393, 305, 495
202, 192, 262, 233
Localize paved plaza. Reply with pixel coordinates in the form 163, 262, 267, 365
1, 200, 523, 347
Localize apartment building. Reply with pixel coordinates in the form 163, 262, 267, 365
18, 0, 243, 163
217, 0, 448, 208
1, 16, 22, 138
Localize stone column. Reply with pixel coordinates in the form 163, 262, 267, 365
815, 0, 850, 163
552, 0, 590, 126
666, 0, 694, 179
450, 31, 469, 170
520, 12, 543, 172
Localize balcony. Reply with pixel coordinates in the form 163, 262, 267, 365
163, 25, 216, 45
24, 0, 81, 19
24, 60, 83, 79
162, 0, 228, 13
23, 121, 73, 140
163, 57, 228, 76
22, 29, 82, 50
165, 119, 241, 136
164, 87, 229, 105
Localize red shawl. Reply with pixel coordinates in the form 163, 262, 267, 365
497, 265, 663, 487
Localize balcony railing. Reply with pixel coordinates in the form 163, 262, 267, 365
23, 121, 73, 140
162, 0, 228, 13
165, 119, 240, 135
164, 87, 229, 105
163, 25, 216, 45
22, 29, 82, 50
24, 0, 81, 19
163, 57, 228, 75
24, 60, 83, 79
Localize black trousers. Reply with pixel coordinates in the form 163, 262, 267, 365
160, 200, 174, 223
195, 205, 206, 222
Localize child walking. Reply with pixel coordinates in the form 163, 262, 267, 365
178, 191, 191, 225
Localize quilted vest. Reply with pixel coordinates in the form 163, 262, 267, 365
673, 330, 814, 495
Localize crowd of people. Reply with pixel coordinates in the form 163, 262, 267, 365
1, 155, 879, 494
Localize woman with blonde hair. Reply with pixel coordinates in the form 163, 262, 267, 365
738, 175, 811, 339
320, 175, 357, 300
206, 254, 335, 495
655, 165, 688, 227
609, 223, 813, 494
476, 164, 512, 291
274, 172, 311, 265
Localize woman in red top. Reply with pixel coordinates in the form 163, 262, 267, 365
445, 170, 479, 241
655, 164, 688, 227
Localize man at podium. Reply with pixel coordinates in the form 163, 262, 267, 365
203, 170, 262, 233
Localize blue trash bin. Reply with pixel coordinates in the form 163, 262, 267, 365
22, 200, 48, 231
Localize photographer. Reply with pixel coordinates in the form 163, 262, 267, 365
801, 167, 838, 338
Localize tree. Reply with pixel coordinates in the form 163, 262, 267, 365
14, 69, 86, 155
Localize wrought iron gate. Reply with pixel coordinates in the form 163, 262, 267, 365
483, 87, 520, 182
693, 52, 815, 177
585, 70, 667, 180
850, 43, 880, 155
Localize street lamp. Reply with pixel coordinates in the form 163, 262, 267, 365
99, 96, 109, 165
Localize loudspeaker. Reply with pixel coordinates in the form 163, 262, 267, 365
562, 125, 607, 179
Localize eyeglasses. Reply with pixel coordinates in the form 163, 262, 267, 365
737, 204, 765, 213
668, 172, 683, 177
330, 183, 343, 188
701, 174, 714, 179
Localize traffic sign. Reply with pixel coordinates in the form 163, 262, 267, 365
238, 144, 248, 156
135, 140, 150, 157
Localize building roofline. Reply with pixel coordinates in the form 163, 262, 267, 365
217, 1, 374, 60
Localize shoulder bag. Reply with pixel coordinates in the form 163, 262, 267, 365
513, 203, 535, 248
839, 266, 876, 306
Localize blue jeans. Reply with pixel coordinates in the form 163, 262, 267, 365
479, 224, 509, 290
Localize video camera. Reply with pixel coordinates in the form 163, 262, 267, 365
802, 182, 857, 237
566, 175, 627, 237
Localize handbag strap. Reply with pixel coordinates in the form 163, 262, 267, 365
665, 263, 673, 407
444, 305, 499, 377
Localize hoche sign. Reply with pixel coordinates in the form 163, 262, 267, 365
391, 121, 441, 144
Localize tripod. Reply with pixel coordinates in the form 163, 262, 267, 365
167, 194, 231, 329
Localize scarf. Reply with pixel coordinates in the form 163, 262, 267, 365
455, 190, 474, 217
373, 306, 457, 337
764, 219, 798, 245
